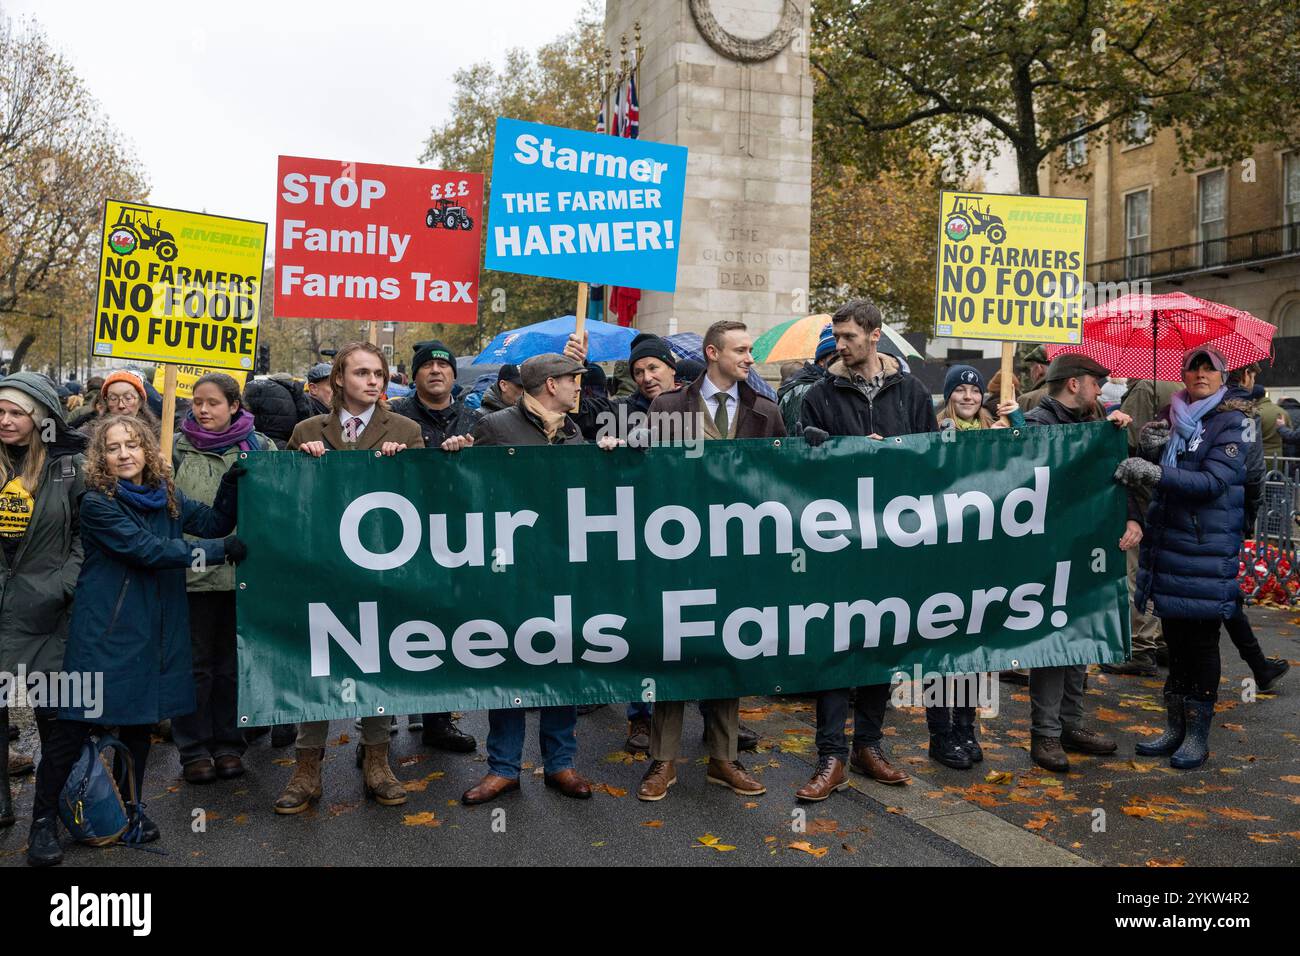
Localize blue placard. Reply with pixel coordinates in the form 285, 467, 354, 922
484, 117, 687, 292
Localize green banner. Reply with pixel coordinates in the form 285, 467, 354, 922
235, 423, 1130, 726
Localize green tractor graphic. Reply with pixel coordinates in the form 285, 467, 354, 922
108, 207, 180, 261
944, 195, 1007, 245
425, 197, 473, 230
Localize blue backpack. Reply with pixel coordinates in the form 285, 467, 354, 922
59, 734, 136, 846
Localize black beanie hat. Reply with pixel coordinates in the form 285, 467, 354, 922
581, 362, 608, 394
412, 340, 456, 373
628, 333, 676, 370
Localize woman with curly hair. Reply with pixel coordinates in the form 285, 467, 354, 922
27, 416, 244, 866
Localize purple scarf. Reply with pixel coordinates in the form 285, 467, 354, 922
181, 408, 257, 453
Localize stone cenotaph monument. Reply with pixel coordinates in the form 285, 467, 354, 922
603, 0, 813, 338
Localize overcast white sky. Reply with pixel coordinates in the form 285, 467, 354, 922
6, 0, 591, 232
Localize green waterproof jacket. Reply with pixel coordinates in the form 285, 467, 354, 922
0, 372, 87, 677
172, 430, 275, 592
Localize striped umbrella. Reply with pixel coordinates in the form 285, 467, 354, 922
751, 314, 922, 363
1044, 292, 1275, 381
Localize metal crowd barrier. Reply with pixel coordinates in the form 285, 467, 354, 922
1240, 457, 1300, 606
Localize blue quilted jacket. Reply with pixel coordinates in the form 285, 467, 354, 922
1135, 396, 1249, 620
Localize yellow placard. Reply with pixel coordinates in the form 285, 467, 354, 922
93, 200, 267, 372
151, 364, 249, 401
934, 190, 1087, 345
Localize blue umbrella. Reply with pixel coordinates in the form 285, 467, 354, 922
665, 332, 778, 402
474, 315, 637, 364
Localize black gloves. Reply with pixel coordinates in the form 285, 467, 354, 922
224, 535, 247, 564
802, 426, 829, 448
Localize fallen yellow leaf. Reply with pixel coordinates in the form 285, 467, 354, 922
402, 812, 441, 828
788, 840, 829, 858
402, 771, 447, 793
696, 834, 737, 852
1212, 807, 1272, 821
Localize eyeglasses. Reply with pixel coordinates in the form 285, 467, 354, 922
106, 395, 140, 407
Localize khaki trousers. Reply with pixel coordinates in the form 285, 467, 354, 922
1127, 547, 1164, 654
650, 699, 739, 762
296, 716, 389, 749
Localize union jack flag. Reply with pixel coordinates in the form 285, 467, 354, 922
595, 101, 606, 134
621, 73, 639, 139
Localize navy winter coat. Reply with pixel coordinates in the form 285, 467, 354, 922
1135, 397, 1248, 620
60, 484, 235, 726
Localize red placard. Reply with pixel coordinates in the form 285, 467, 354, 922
274, 156, 482, 324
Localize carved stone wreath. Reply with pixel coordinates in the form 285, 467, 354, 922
688, 0, 800, 63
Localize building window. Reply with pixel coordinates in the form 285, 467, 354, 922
382, 343, 394, 359
383, 321, 395, 333
1285, 152, 1300, 252
1125, 190, 1150, 278
1279, 300, 1300, 338
1198, 169, 1227, 266
1064, 117, 1087, 167
1125, 100, 1152, 147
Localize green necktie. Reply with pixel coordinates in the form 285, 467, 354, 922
714, 392, 730, 436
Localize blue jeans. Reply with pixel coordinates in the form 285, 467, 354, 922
486, 706, 578, 779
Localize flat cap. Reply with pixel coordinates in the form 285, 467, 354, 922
1023, 345, 1050, 365
307, 362, 332, 383
520, 353, 586, 390
1044, 353, 1109, 383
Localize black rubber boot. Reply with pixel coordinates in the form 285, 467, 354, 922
1135, 693, 1186, 756
1170, 699, 1214, 770
1255, 658, 1290, 693
26, 816, 63, 866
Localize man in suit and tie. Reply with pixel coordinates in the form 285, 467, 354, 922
274, 342, 423, 815
634, 320, 784, 801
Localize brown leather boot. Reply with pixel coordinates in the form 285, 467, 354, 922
796, 756, 848, 802
461, 773, 520, 805
636, 760, 677, 801
1030, 733, 1070, 772
543, 768, 592, 799
361, 741, 407, 805
706, 758, 766, 796
625, 718, 651, 754
849, 743, 910, 785
8, 747, 34, 776
274, 747, 323, 814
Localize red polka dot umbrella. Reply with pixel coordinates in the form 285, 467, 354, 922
1044, 291, 1275, 381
